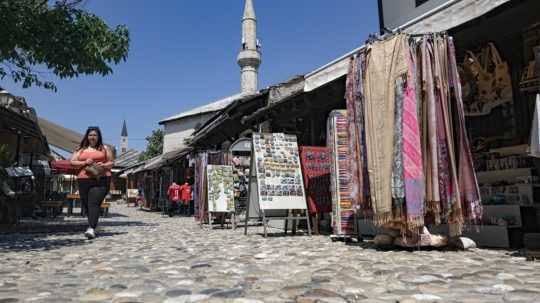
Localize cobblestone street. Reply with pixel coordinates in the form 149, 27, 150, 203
1, 204, 539, 303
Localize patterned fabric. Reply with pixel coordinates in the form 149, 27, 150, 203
344, 33, 481, 237
194, 152, 208, 221
345, 53, 371, 214
299, 146, 332, 214
327, 110, 355, 236
421, 38, 442, 222
447, 37, 483, 227
403, 46, 425, 230
392, 76, 406, 220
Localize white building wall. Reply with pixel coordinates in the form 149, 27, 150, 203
381, 0, 450, 30
162, 113, 215, 153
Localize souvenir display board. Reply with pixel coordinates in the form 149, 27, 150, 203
299, 146, 332, 214
252, 133, 307, 210
206, 165, 235, 213
327, 110, 356, 236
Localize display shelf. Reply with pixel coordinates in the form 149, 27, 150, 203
477, 168, 533, 184
483, 204, 522, 226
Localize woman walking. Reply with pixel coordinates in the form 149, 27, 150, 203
71, 127, 113, 239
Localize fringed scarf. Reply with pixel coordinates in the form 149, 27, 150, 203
345, 52, 371, 215
447, 37, 483, 226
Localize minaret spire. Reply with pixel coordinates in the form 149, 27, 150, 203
237, 0, 261, 93
243, 0, 255, 20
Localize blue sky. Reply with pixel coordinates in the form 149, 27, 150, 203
3, 1, 379, 151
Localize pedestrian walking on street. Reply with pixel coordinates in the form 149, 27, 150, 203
167, 182, 181, 217
70, 127, 113, 239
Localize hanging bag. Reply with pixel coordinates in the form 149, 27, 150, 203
463, 50, 494, 113
488, 42, 513, 102
475, 48, 497, 104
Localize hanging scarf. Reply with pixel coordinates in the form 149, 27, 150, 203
402, 43, 425, 230
364, 34, 409, 226
392, 76, 406, 221
345, 52, 371, 214
447, 37, 483, 227
421, 37, 442, 224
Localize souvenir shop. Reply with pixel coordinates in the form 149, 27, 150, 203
443, 0, 540, 248
186, 0, 540, 247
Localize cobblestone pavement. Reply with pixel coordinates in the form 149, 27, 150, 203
1, 204, 540, 303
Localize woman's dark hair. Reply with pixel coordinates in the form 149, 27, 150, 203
79, 126, 104, 150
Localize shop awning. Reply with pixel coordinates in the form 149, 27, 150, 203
38, 118, 84, 153
144, 155, 165, 171
163, 147, 192, 162
397, 0, 512, 34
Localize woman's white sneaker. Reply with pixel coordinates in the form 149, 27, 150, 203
84, 227, 96, 239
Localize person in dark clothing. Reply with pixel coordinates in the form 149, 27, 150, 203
70, 127, 113, 239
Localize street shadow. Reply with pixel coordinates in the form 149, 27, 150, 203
0, 219, 157, 235
0, 231, 128, 253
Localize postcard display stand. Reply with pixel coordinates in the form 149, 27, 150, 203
206, 165, 236, 229
244, 133, 312, 237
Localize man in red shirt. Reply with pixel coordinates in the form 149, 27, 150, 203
167, 182, 181, 217
179, 182, 192, 216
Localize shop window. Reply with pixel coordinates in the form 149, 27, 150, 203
416, 0, 429, 7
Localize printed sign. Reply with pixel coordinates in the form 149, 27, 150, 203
252, 133, 307, 210
206, 165, 235, 212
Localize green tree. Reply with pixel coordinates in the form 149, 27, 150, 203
0, 0, 130, 91
139, 129, 163, 161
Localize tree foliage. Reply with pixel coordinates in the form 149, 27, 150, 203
0, 0, 130, 91
139, 129, 163, 162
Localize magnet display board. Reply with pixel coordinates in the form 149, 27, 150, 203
206, 165, 235, 213
252, 133, 307, 210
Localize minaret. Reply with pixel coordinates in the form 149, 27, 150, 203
120, 120, 128, 154
237, 0, 261, 93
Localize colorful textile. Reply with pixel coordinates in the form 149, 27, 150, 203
193, 152, 208, 221
167, 183, 181, 202
179, 183, 192, 202
402, 46, 425, 229
344, 33, 481, 238
345, 53, 371, 214
299, 146, 332, 214
392, 76, 406, 220
327, 110, 355, 236
421, 37, 441, 222
447, 37, 483, 227
364, 34, 409, 225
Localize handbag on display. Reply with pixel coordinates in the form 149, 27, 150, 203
488, 42, 513, 101
472, 49, 497, 104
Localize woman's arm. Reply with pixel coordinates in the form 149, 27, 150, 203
98, 146, 115, 170
70, 150, 89, 168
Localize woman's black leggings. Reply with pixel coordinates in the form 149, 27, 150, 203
78, 177, 110, 229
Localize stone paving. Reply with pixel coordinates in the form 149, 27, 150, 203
1, 203, 540, 303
